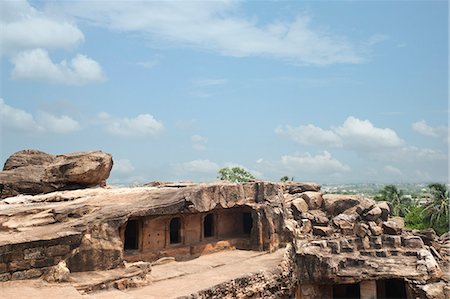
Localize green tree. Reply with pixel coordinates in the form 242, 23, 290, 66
423, 183, 449, 235
217, 167, 256, 183
404, 205, 428, 230
375, 185, 411, 217
280, 176, 289, 182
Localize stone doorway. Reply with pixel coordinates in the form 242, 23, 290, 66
243, 212, 253, 235
203, 213, 214, 238
377, 279, 407, 299
170, 217, 181, 244
124, 219, 140, 250
333, 283, 360, 299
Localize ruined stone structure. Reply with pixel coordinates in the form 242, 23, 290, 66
0, 151, 448, 298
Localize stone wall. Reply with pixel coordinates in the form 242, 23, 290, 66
0, 231, 82, 281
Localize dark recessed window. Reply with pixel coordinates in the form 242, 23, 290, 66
124, 219, 139, 250
204, 213, 214, 238
243, 212, 253, 235
170, 217, 181, 244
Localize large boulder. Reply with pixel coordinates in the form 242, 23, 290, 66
0, 149, 113, 198
284, 182, 321, 194
322, 194, 360, 216
300, 191, 323, 210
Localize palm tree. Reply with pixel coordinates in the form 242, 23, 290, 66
423, 183, 449, 235
375, 185, 410, 217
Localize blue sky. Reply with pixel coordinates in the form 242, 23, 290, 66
0, 0, 448, 185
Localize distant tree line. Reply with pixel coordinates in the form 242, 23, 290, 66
375, 183, 449, 236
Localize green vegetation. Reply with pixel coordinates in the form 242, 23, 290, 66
375, 183, 449, 236
280, 176, 289, 182
374, 185, 410, 217
217, 167, 255, 183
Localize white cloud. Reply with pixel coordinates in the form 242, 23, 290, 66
275, 124, 342, 147
99, 112, 164, 137
37, 112, 80, 133
56, 1, 377, 65
191, 134, 208, 151
335, 116, 404, 149
383, 165, 403, 176
192, 78, 228, 87
0, 0, 84, 55
0, 98, 79, 134
11, 49, 105, 85
176, 159, 220, 174
281, 151, 350, 175
113, 159, 135, 175
412, 120, 448, 142
412, 120, 438, 137
0, 98, 42, 132
277, 116, 403, 150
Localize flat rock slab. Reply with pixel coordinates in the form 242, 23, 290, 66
85, 249, 284, 299
0, 280, 82, 299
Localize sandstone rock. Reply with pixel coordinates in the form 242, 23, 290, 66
300, 191, 323, 210
391, 216, 405, 230
368, 221, 383, 236
302, 210, 329, 226
0, 150, 113, 198
291, 197, 308, 214
376, 201, 390, 220
354, 223, 370, 238
382, 220, 402, 235
332, 214, 356, 234
364, 206, 382, 221
42, 261, 70, 282
312, 226, 333, 237
356, 198, 376, 216
285, 182, 321, 194
322, 194, 360, 216
301, 219, 312, 234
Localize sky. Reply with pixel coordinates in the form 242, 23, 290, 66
0, 0, 448, 185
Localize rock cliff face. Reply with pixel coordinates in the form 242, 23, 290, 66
0, 150, 113, 198
0, 179, 448, 298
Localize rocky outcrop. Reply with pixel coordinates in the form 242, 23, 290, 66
0, 149, 113, 198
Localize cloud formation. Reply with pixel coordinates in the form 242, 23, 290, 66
0, 0, 84, 55
99, 112, 164, 137
277, 116, 404, 150
281, 151, 350, 175
56, 1, 378, 65
0, 98, 80, 134
11, 49, 105, 85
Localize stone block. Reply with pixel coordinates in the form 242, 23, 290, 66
375, 250, 389, 257
368, 221, 383, 236
0, 262, 7, 273
382, 221, 402, 235
11, 268, 42, 280
327, 240, 340, 254
8, 260, 32, 271
24, 247, 45, 260
354, 223, 370, 238
300, 191, 323, 209
32, 257, 55, 268
0, 251, 23, 263
0, 273, 11, 282
46, 245, 71, 257
300, 219, 312, 234
312, 226, 333, 237
364, 206, 382, 221
402, 236, 424, 249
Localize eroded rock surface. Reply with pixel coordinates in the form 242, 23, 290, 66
0, 149, 113, 198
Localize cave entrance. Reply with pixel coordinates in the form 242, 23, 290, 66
333, 283, 360, 299
170, 217, 181, 244
243, 212, 253, 235
124, 219, 139, 250
204, 213, 214, 238
377, 279, 407, 299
